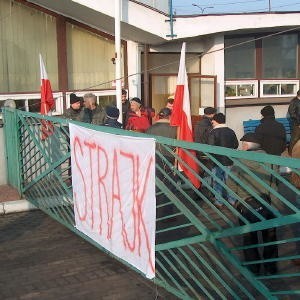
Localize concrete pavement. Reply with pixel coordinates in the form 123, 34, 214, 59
0, 210, 174, 300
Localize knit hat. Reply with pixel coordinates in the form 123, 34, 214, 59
105, 106, 119, 119
70, 93, 83, 104
130, 97, 142, 105
261, 105, 274, 117
122, 89, 127, 95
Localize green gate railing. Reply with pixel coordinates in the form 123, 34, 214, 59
3, 108, 300, 299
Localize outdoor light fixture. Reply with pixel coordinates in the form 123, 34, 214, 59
192, 3, 214, 14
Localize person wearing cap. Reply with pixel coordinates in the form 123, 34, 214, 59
121, 89, 130, 126
207, 113, 239, 208
104, 106, 122, 129
125, 97, 151, 132
146, 107, 177, 142
255, 105, 286, 155
166, 95, 174, 111
288, 90, 300, 153
63, 93, 83, 121
226, 132, 278, 275
80, 93, 106, 125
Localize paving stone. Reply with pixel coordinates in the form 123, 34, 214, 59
0, 210, 174, 299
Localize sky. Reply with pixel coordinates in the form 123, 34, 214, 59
172, 0, 300, 15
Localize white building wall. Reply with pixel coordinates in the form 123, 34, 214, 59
126, 40, 141, 98
201, 35, 225, 112
73, 0, 169, 39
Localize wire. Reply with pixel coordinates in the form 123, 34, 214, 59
2, 9, 300, 112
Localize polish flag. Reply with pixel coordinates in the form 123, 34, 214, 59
170, 43, 200, 188
39, 54, 55, 140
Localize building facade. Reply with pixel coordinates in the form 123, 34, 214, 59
1, 0, 300, 184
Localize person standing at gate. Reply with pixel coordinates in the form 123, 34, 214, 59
194, 107, 216, 145
125, 97, 151, 132
255, 105, 286, 155
226, 132, 278, 275
207, 113, 239, 208
288, 89, 300, 154
121, 89, 130, 126
63, 93, 83, 121
80, 93, 106, 125
103, 106, 123, 129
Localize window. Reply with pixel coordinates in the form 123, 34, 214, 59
66, 24, 124, 90
0, 93, 63, 119
225, 37, 255, 79
225, 81, 258, 99
0, 0, 58, 93
262, 34, 297, 79
260, 80, 299, 97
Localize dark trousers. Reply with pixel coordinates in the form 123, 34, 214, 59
242, 227, 278, 274
238, 195, 278, 275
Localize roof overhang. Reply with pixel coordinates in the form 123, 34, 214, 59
27, 0, 169, 44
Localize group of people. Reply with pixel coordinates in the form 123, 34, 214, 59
64, 90, 157, 132
63, 88, 300, 273
193, 91, 300, 273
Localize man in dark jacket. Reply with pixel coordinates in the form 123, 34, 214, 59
194, 107, 216, 144
288, 90, 300, 153
255, 105, 286, 155
63, 93, 83, 121
208, 113, 239, 207
121, 89, 130, 126
103, 106, 122, 129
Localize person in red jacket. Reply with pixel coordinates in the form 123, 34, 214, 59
125, 97, 151, 133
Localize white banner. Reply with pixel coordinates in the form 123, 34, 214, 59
69, 124, 156, 279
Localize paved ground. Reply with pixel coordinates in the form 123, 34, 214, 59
0, 210, 174, 300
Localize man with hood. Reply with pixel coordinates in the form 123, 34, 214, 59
255, 105, 286, 155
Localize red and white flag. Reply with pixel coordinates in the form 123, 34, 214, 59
170, 42, 200, 188
39, 54, 55, 140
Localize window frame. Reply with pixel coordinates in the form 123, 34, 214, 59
0, 92, 63, 117
260, 80, 300, 98
225, 80, 258, 99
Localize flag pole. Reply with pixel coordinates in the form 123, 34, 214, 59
115, 0, 122, 123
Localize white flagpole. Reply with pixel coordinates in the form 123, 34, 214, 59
115, 0, 122, 123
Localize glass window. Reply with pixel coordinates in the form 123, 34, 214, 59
66, 23, 124, 90
262, 34, 297, 78
0, 0, 58, 93
150, 75, 177, 114
225, 37, 255, 79
260, 80, 299, 97
190, 76, 215, 115
225, 81, 258, 99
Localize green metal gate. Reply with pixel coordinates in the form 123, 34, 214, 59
3, 108, 300, 299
